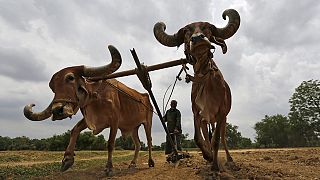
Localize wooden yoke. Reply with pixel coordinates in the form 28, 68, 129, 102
88, 58, 187, 81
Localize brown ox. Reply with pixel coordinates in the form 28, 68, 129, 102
153, 9, 240, 171
23, 45, 154, 175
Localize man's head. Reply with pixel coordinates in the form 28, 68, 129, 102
171, 100, 177, 109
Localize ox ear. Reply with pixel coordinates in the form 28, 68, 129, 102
210, 36, 227, 54
76, 79, 89, 107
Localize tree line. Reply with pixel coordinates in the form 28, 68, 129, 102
0, 131, 106, 151
254, 80, 320, 147
0, 79, 318, 151
0, 122, 251, 151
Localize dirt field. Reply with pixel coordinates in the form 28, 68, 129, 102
41, 148, 320, 179
1, 148, 319, 179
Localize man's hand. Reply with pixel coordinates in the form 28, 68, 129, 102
185, 74, 194, 83
173, 128, 179, 134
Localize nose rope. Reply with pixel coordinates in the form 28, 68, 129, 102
52, 99, 78, 104
184, 37, 219, 84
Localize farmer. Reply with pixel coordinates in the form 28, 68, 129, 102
163, 100, 182, 154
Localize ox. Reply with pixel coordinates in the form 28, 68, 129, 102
24, 45, 154, 175
153, 9, 240, 171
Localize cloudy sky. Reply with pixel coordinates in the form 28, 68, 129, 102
1, 0, 319, 145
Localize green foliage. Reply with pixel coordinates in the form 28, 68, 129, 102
0, 136, 11, 150
159, 133, 198, 150
226, 123, 242, 148
10, 136, 32, 150
31, 139, 49, 150
288, 79, 320, 146
91, 135, 107, 150
47, 131, 70, 151
152, 145, 162, 151
181, 133, 197, 148
238, 137, 252, 148
254, 115, 290, 148
115, 136, 135, 150
114, 135, 146, 150
226, 123, 252, 149
159, 126, 252, 150
76, 131, 96, 150
0, 131, 107, 151
254, 79, 320, 147
160, 142, 166, 150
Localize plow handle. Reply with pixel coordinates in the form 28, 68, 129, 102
130, 48, 178, 154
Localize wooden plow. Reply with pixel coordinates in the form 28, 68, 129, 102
90, 48, 190, 163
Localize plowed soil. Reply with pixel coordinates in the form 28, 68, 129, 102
41, 147, 320, 180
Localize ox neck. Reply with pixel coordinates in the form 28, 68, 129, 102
193, 53, 217, 77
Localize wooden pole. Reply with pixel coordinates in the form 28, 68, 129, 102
88, 58, 187, 81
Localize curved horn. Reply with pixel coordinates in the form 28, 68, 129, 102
211, 9, 240, 40
83, 45, 122, 77
24, 103, 52, 121
153, 22, 185, 47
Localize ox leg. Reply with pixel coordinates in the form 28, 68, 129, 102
211, 119, 222, 171
105, 127, 117, 176
143, 122, 154, 167
61, 118, 87, 172
129, 126, 141, 169
221, 117, 233, 162
201, 122, 211, 149
194, 115, 213, 161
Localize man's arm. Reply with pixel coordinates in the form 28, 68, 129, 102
175, 110, 182, 132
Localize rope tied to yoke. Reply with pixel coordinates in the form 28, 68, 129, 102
163, 64, 190, 114
104, 80, 157, 115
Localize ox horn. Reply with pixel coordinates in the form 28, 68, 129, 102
210, 9, 240, 40
83, 45, 122, 77
153, 22, 185, 47
24, 103, 53, 121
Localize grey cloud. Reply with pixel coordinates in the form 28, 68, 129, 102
243, 0, 320, 49
1, 0, 320, 145
0, 1, 43, 31
0, 47, 49, 81
0, 98, 26, 121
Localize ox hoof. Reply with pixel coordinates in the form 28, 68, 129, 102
128, 163, 137, 169
61, 155, 74, 172
225, 161, 240, 171
203, 154, 213, 162
227, 156, 234, 162
148, 159, 155, 167
211, 162, 220, 172
105, 169, 113, 177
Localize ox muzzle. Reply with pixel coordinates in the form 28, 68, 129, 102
51, 101, 77, 121
190, 33, 214, 52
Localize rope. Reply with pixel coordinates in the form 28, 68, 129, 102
163, 65, 189, 113
162, 84, 172, 115
104, 80, 158, 115
164, 74, 180, 113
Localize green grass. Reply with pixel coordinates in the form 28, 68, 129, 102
0, 162, 61, 179
0, 150, 152, 179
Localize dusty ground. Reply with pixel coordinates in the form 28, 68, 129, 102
40, 147, 319, 180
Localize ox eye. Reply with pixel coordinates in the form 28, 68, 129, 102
65, 74, 75, 82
